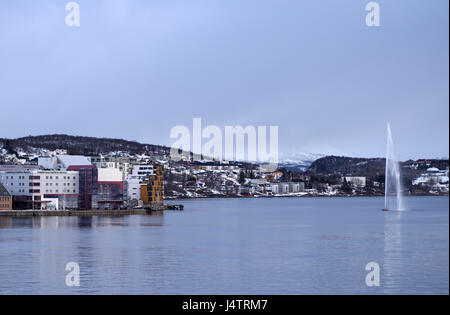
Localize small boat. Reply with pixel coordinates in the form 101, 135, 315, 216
382, 209, 389, 212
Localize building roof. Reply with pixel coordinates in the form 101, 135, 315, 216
98, 167, 123, 182
57, 155, 92, 167
0, 164, 39, 172
0, 183, 11, 197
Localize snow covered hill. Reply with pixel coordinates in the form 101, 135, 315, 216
277, 152, 325, 172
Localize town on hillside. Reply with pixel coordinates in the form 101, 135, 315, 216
0, 136, 448, 211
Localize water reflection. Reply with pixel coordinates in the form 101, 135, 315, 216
383, 211, 404, 294
0, 197, 447, 294
0, 214, 165, 229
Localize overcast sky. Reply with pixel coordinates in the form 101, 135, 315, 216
0, 0, 448, 160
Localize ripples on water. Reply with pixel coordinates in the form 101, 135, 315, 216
0, 196, 448, 294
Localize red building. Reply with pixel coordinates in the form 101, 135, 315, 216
66, 165, 98, 210
97, 168, 124, 210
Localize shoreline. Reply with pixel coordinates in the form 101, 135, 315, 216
1, 195, 447, 217
0, 208, 164, 217
165, 192, 449, 201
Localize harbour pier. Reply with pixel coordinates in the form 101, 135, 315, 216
0, 203, 184, 217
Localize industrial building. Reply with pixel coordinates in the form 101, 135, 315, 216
97, 167, 124, 209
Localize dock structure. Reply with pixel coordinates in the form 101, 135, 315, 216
167, 204, 184, 211
0, 209, 160, 217
0, 203, 184, 217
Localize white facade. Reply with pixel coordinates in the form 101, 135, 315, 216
344, 176, 366, 188
0, 172, 30, 196
270, 183, 279, 194
39, 155, 92, 171
413, 169, 449, 187
88, 156, 132, 178
126, 164, 155, 201
39, 171, 79, 195
278, 183, 290, 194
0, 170, 79, 209
38, 156, 56, 170
98, 167, 123, 182
127, 177, 141, 201
131, 164, 154, 178
289, 182, 301, 193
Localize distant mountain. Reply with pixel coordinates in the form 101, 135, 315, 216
0, 134, 169, 156
307, 155, 449, 178
277, 152, 325, 172
307, 156, 385, 176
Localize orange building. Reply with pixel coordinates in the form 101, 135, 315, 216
0, 183, 12, 210
140, 165, 164, 205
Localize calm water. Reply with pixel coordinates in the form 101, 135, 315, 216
0, 196, 448, 294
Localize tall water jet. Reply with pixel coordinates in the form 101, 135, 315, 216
385, 123, 405, 211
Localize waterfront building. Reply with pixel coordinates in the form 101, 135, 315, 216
0, 164, 39, 172
278, 183, 290, 194
412, 168, 449, 193
126, 176, 141, 201
39, 155, 98, 209
298, 181, 305, 192
0, 170, 79, 209
289, 182, 301, 193
0, 183, 12, 210
97, 168, 124, 209
239, 185, 255, 196
88, 155, 134, 177
0, 171, 34, 209
343, 176, 367, 188
126, 164, 155, 201
38, 170, 79, 209
269, 183, 279, 194
140, 165, 164, 204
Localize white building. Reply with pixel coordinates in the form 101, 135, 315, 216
39, 155, 92, 171
0, 170, 79, 210
88, 155, 132, 177
269, 183, 279, 194
38, 156, 57, 170
39, 171, 79, 195
98, 168, 124, 182
289, 182, 301, 193
126, 164, 155, 201
412, 168, 449, 191
0, 172, 30, 196
278, 183, 290, 194
343, 176, 366, 188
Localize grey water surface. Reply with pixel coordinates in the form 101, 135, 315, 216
0, 196, 448, 294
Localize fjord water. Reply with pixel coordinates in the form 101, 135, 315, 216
0, 196, 448, 294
